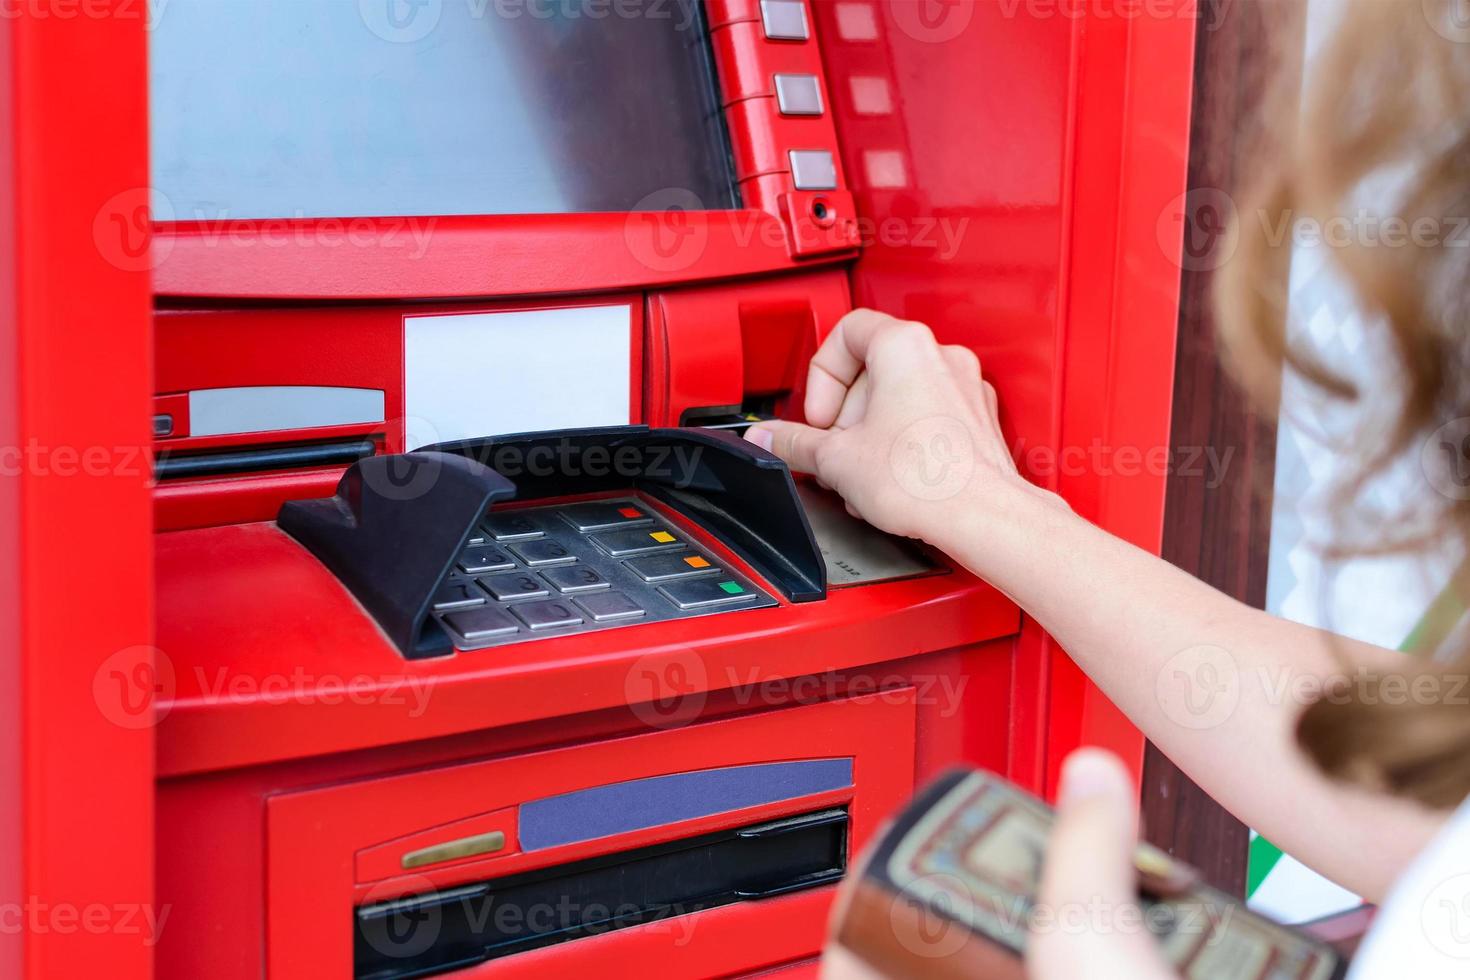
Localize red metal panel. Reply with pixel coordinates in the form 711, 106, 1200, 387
812, 1, 1194, 795
151, 212, 852, 300
0, 6, 154, 980
264, 695, 914, 978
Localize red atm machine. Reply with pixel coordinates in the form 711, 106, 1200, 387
1, 2, 1194, 977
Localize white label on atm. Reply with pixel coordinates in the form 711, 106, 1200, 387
404, 305, 632, 451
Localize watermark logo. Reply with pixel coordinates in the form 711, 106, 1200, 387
890, 416, 976, 502
1423, 0, 1470, 44
889, 0, 974, 43
1422, 417, 1470, 500
890, 874, 975, 959
1156, 645, 1240, 730
1422, 873, 1470, 959
360, 0, 443, 43
624, 188, 708, 274
624, 649, 708, 729
358, 874, 443, 964
1158, 187, 1238, 272
93, 646, 175, 730
94, 187, 174, 273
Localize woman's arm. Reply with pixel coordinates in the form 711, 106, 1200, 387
748, 309, 1445, 902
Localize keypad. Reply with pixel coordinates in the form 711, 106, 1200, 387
431, 497, 776, 650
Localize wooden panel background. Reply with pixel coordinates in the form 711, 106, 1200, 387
1140, 0, 1306, 896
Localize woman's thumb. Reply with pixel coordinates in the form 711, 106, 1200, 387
1028, 749, 1174, 979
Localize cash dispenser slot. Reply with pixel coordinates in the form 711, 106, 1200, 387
353, 808, 849, 980
277, 426, 827, 660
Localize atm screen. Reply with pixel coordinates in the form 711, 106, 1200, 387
149, 0, 739, 220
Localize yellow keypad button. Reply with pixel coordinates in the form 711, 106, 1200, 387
649, 531, 676, 543
683, 555, 711, 569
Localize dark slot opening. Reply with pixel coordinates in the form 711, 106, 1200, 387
354, 807, 849, 980
154, 438, 376, 480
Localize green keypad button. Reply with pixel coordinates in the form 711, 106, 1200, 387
718, 581, 745, 595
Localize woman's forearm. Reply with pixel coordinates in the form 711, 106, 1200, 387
932, 483, 1445, 901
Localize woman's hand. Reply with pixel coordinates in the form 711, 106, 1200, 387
744, 308, 1056, 544
1027, 749, 1178, 980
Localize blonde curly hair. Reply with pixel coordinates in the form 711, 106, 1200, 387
1216, 0, 1470, 808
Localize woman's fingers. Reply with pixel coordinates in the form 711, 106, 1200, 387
832, 370, 871, 430
745, 419, 833, 478
805, 309, 937, 427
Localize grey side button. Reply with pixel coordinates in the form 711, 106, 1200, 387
433, 581, 486, 612
445, 606, 519, 640
541, 565, 610, 594
479, 572, 550, 602
789, 150, 837, 190
658, 578, 760, 610
575, 591, 647, 623
511, 599, 583, 631
775, 74, 823, 115
509, 539, 576, 567
760, 0, 809, 40
482, 513, 542, 542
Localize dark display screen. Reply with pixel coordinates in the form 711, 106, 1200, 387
149, 0, 739, 220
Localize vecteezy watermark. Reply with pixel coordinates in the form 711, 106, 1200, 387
1422, 0, 1470, 45
890, 416, 978, 503
1422, 417, 1470, 501
190, 668, 437, 717
359, 0, 700, 43
0, 440, 152, 479
0, 899, 171, 945
623, 652, 972, 731
1157, 187, 1470, 273
624, 648, 710, 729
1422, 873, 1470, 960
485, 440, 705, 486
0, 0, 168, 27
357, 886, 700, 964
888, 0, 975, 43
1155, 651, 1470, 732
94, 187, 175, 273
1013, 438, 1236, 489
1156, 645, 1241, 731
625, 188, 710, 274
94, 646, 175, 731
622, 188, 973, 274
995, 0, 1231, 32
93, 188, 439, 273
1157, 187, 1240, 273
885, 873, 1233, 960
93, 648, 439, 728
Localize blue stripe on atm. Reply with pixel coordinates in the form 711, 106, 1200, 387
518, 759, 854, 851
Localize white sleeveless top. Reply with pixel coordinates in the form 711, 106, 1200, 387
1348, 795, 1470, 975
